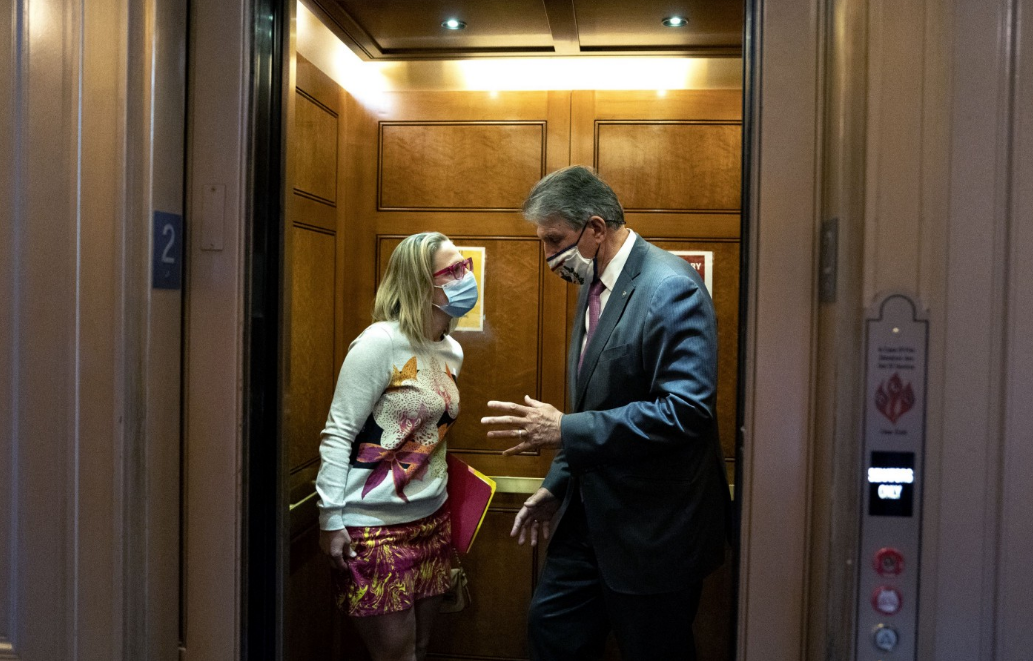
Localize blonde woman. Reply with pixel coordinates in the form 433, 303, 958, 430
316, 232, 477, 661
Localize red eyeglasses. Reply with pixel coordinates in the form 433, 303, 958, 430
433, 257, 473, 280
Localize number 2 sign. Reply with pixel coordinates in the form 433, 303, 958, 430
153, 211, 183, 290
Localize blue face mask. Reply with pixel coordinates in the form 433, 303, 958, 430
434, 271, 479, 318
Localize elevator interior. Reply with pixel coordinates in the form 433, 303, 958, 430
277, 2, 746, 659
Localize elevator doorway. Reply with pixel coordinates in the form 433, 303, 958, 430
181, 0, 828, 656
250, 1, 747, 659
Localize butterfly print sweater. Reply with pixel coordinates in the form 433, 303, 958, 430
316, 321, 463, 530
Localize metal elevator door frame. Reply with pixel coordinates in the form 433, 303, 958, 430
243, 0, 293, 659
242, 2, 756, 660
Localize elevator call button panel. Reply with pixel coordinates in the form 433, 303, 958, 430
856, 294, 927, 660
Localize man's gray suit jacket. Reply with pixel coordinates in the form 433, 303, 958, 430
542, 233, 731, 594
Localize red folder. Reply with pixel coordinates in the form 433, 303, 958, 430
446, 454, 497, 554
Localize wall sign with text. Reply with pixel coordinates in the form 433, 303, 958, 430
152, 211, 183, 290
670, 250, 714, 296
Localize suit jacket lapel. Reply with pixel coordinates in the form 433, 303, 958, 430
574, 235, 647, 409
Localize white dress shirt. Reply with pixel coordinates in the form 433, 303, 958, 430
582, 229, 636, 354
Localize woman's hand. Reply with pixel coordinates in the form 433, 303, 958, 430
511, 487, 560, 546
319, 528, 356, 571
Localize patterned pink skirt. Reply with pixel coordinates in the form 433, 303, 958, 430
333, 506, 452, 617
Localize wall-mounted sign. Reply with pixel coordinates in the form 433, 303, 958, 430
454, 246, 485, 331
670, 250, 714, 296
867, 451, 915, 517
152, 211, 183, 290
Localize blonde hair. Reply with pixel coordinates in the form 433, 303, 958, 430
372, 232, 457, 348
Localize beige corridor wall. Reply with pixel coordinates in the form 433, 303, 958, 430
0, 0, 186, 660
931, 0, 1033, 656
805, 0, 1033, 657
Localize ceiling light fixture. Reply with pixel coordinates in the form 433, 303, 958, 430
661, 16, 688, 28
442, 18, 467, 30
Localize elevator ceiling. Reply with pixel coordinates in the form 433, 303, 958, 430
303, 0, 743, 60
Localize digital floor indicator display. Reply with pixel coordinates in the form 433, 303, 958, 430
856, 293, 927, 660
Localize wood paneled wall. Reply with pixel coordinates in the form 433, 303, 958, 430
337, 87, 740, 661
285, 54, 346, 661
287, 56, 347, 501
379, 122, 547, 210
596, 122, 742, 211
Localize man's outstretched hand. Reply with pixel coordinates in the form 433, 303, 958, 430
482, 395, 563, 456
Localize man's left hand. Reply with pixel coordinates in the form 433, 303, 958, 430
482, 396, 563, 456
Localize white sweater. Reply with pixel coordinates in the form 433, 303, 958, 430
316, 321, 463, 529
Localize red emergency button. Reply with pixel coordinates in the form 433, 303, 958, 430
874, 547, 905, 576
872, 585, 903, 615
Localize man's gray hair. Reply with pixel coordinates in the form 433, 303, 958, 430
522, 165, 626, 230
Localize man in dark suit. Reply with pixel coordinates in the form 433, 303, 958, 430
482, 166, 730, 660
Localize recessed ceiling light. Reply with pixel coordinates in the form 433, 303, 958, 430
662, 16, 688, 28
442, 18, 467, 30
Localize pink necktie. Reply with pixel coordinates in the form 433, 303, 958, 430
578, 278, 606, 372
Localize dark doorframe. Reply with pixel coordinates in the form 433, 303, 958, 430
242, 0, 291, 658
732, 0, 758, 657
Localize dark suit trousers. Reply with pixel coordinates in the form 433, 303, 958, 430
527, 495, 704, 661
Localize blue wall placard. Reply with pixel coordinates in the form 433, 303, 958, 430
153, 211, 183, 290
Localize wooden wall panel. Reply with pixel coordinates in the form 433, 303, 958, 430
288, 227, 338, 473
286, 524, 335, 661
571, 90, 743, 247
696, 548, 735, 660
288, 54, 342, 492
287, 53, 348, 661
290, 192, 336, 232
379, 122, 546, 210
297, 54, 341, 113
596, 122, 742, 211
294, 92, 339, 204
582, 89, 742, 121
614, 214, 742, 240
428, 495, 538, 660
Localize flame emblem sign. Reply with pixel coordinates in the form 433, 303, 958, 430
875, 373, 915, 425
